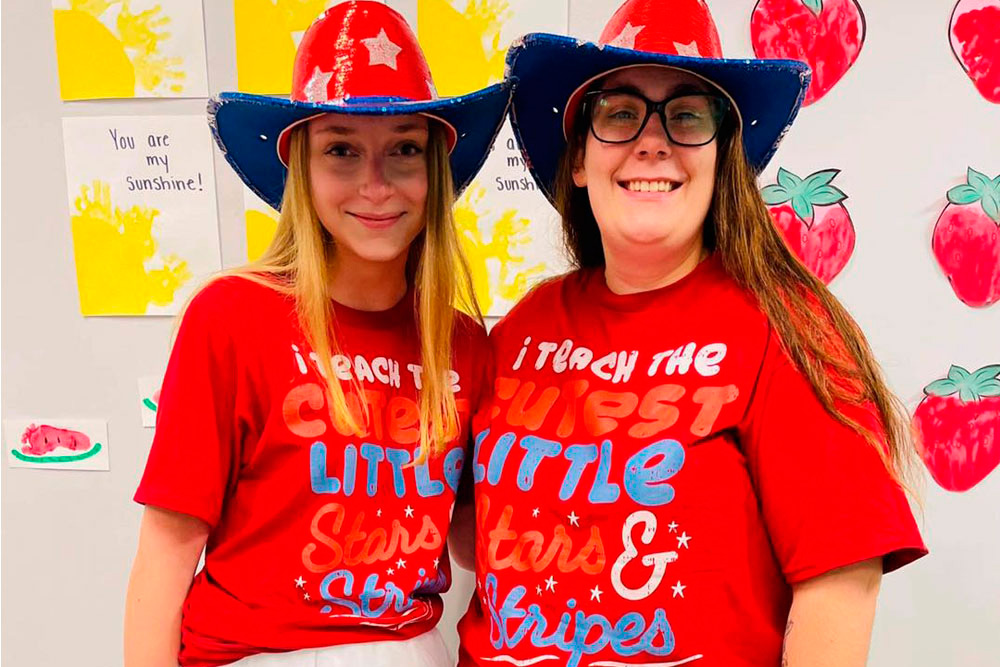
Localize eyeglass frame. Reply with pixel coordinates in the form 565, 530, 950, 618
581, 88, 732, 146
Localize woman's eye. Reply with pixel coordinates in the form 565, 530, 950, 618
324, 144, 356, 158
394, 142, 424, 157
609, 108, 640, 120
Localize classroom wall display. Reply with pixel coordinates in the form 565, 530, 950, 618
5, 419, 110, 471
416, 0, 572, 315
750, 0, 866, 106
931, 168, 1000, 308
61, 115, 222, 316
52, 0, 209, 100
137, 375, 162, 429
913, 363, 1000, 492
949, 0, 1000, 104
761, 167, 855, 284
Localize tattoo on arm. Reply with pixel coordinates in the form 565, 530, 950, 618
781, 619, 794, 667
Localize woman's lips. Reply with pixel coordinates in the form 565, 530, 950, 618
349, 212, 404, 230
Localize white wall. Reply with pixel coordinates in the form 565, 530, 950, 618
2, 1, 998, 666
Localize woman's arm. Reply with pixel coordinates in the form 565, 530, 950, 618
124, 506, 211, 667
782, 557, 883, 667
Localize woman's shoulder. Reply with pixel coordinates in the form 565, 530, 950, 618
182, 273, 294, 332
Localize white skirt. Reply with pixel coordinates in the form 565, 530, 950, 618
229, 629, 452, 667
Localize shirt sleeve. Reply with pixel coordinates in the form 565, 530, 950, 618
134, 281, 244, 528
738, 327, 927, 584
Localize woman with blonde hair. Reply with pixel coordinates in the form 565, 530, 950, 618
124, 3, 509, 666
456, 1, 925, 665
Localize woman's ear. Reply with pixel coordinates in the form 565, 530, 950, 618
571, 148, 587, 188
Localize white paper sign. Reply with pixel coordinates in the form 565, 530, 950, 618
5, 419, 110, 471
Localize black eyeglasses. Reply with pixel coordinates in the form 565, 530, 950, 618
583, 89, 731, 146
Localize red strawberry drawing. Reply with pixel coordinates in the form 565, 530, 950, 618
750, 0, 866, 105
950, 0, 1000, 104
761, 168, 855, 283
913, 364, 1000, 492
932, 168, 1000, 307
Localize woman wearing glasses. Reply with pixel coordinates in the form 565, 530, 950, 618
452, 1, 926, 666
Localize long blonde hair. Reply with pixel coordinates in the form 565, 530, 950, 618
555, 101, 919, 496
196, 119, 480, 460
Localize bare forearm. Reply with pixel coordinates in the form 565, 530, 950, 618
782, 558, 882, 667
124, 507, 209, 667
124, 556, 185, 667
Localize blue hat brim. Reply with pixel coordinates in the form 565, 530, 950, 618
209, 81, 513, 211
506, 33, 811, 204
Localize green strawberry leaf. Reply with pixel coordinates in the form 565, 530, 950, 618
967, 167, 991, 190
923, 378, 958, 396
947, 184, 981, 205
803, 169, 840, 188
761, 184, 792, 205
802, 0, 824, 15
777, 168, 802, 191
959, 387, 978, 402
979, 382, 1000, 397
972, 365, 1000, 382
982, 192, 1000, 224
808, 185, 848, 206
791, 196, 815, 223
948, 365, 971, 382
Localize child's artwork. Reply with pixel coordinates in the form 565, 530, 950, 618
52, 0, 209, 100
5, 419, 110, 470
931, 167, 1000, 308
138, 375, 162, 428
750, 0, 866, 106
949, 0, 1000, 104
234, 0, 335, 94
913, 364, 1000, 492
761, 167, 855, 284
244, 187, 280, 262
61, 116, 222, 316
416, 0, 571, 315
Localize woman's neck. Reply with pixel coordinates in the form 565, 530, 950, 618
602, 240, 707, 295
327, 250, 409, 311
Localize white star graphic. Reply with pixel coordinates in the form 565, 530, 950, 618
672, 581, 686, 598
544, 575, 557, 592
535, 585, 542, 595
433, 557, 440, 569
387, 567, 395, 575
607, 22, 645, 49
376, 508, 383, 517
303, 66, 333, 103
294, 576, 306, 588
396, 558, 407, 569
303, 592, 311, 601
361, 28, 402, 70
590, 585, 603, 602
531, 507, 540, 518
668, 521, 679, 533
673, 40, 701, 57
404, 505, 415, 518
677, 532, 691, 549
567, 511, 580, 527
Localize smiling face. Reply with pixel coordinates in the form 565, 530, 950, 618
572, 66, 721, 263
307, 113, 430, 269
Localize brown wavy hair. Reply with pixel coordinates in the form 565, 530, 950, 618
554, 93, 919, 495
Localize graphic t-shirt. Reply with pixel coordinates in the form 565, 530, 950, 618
457, 255, 926, 667
135, 276, 488, 667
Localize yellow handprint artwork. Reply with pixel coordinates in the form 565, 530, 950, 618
417, 0, 511, 95
70, 180, 191, 315
234, 0, 331, 94
52, 0, 207, 99
455, 184, 547, 315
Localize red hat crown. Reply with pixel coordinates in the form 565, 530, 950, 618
290, 1, 437, 105
599, 0, 723, 59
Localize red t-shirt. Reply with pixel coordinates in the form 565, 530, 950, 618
135, 276, 488, 667
457, 255, 926, 667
